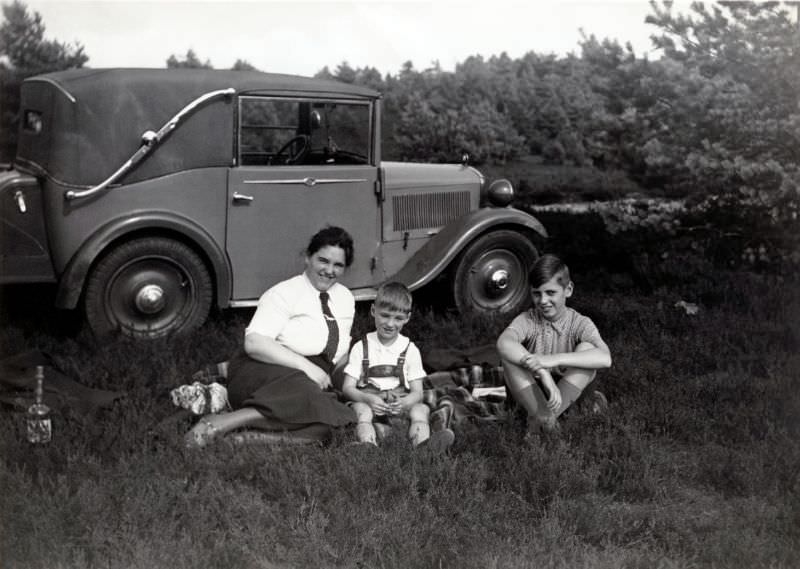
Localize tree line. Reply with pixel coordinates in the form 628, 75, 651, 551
1, 0, 798, 224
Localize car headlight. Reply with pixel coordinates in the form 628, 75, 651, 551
487, 179, 514, 207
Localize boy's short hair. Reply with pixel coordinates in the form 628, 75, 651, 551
529, 254, 571, 288
374, 281, 413, 314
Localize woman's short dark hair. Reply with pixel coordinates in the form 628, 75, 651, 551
306, 226, 355, 267
528, 254, 571, 288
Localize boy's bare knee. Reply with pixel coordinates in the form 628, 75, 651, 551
500, 359, 536, 390
561, 368, 596, 391
351, 402, 374, 422
560, 343, 597, 387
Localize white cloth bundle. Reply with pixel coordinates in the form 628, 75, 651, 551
170, 381, 229, 415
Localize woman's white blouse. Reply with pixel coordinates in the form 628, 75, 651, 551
245, 273, 355, 365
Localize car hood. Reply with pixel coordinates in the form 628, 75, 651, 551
381, 161, 483, 191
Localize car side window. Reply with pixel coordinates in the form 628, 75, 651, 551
238, 97, 371, 166
239, 98, 297, 166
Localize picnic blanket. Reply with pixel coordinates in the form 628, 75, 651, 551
0, 350, 124, 414
424, 367, 509, 428
176, 344, 512, 436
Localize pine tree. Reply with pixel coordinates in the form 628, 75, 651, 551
0, 0, 88, 161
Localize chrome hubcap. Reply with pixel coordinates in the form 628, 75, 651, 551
488, 269, 510, 292
135, 284, 166, 314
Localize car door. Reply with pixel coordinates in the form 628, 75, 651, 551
226, 96, 381, 300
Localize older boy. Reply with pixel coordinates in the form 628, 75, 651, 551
497, 255, 612, 436
342, 282, 455, 452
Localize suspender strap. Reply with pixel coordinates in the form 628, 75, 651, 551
357, 336, 369, 389
397, 344, 410, 391
357, 336, 412, 392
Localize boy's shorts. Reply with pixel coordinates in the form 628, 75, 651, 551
349, 385, 413, 420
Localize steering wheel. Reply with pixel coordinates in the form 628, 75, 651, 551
274, 134, 310, 165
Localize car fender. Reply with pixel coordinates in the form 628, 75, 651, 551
55, 212, 231, 309
391, 207, 547, 291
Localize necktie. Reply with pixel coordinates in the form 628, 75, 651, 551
319, 291, 339, 364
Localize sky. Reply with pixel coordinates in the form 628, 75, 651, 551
23, 0, 683, 77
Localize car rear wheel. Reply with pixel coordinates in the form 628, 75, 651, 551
452, 230, 538, 315
84, 237, 213, 339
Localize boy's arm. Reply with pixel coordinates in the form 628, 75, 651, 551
538, 339, 612, 370
396, 379, 423, 410
497, 328, 532, 366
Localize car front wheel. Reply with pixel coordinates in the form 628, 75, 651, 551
452, 230, 538, 315
84, 237, 213, 339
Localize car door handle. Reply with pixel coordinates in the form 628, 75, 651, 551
232, 192, 254, 202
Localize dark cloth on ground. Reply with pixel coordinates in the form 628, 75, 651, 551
227, 350, 355, 428
422, 343, 500, 372
0, 350, 123, 414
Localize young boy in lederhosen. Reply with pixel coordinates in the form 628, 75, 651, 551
342, 282, 455, 452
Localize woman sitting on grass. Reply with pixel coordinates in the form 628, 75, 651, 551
187, 226, 357, 447
496, 254, 612, 438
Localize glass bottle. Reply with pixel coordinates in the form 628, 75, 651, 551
26, 365, 52, 444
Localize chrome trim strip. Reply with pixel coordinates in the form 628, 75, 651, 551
230, 287, 378, 307
27, 77, 77, 103
229, 300, 259, 308
351, 287, 379, 302
65, 87, 236, 201
243, 177, 367, 187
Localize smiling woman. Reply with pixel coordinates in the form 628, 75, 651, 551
186, 226, 357, 447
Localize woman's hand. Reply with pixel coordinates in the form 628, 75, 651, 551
303, 363, 332, 390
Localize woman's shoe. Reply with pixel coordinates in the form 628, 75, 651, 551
185, 418, 219, 448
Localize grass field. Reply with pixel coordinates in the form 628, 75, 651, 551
1, 261, 798, 568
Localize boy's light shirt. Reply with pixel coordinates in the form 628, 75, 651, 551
344, 331, 426, 391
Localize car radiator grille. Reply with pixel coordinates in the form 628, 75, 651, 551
392, 191, 471, 231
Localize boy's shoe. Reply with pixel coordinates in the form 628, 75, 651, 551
418, 428, 455, 454
589, 390, 609, 415
525, 415, 560, 442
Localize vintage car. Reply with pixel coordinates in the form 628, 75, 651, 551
0, 68, 547, 339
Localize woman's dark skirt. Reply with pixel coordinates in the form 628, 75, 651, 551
227, 351, 355, 428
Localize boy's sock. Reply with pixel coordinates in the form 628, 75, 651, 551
409, 420, 430, 446
556, 380, 583, 417
356, 421, 377, 445
509, 384, 542, 418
